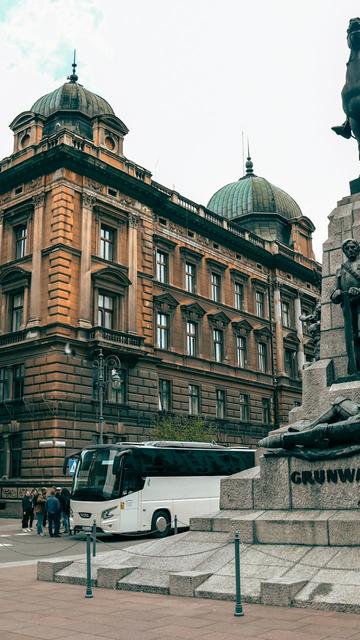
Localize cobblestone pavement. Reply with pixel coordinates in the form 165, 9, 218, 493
0, 564, 359, 640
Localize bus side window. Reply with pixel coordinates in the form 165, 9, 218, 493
121, 460, 145, 496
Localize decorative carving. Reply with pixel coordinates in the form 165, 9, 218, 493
181, 303, 206, 321
81, 192, 96, 209
208, 311, 231, 328
128, 213, 140, 228
300, 301, 321, 362
84, 177, 104, 193
232, 319, 253, 336
26, 177, 42, 192
330, 239, 360, 374
32, 192, 46, 207
153, 293, 179, 313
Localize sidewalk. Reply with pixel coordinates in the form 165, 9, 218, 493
0, 564, 359, 640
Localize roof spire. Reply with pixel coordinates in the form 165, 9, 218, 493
245, 138, 254, 176
68, 50, 78, 83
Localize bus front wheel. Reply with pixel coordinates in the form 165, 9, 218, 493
151, 510, 171, 538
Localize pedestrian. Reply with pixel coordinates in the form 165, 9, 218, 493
21, 490, 32, 532
55, 487, 64, 533
61, 488, 71, 534
46, 489, 61, 537
29, 489, 37, 531
34, 488, 47, 536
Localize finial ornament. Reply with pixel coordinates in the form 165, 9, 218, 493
68, 49, 78, 84
245, 155, 254, 175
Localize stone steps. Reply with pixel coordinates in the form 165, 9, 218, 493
190, 509, 360, 546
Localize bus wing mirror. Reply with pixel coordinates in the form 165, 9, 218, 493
63, 451, 81, 476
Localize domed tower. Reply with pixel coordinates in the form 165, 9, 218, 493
9, 59, 128, 157
207, 155, 315, 259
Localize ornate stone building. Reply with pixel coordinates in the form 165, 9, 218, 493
0, 66, 320, 507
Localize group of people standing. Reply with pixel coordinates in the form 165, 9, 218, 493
21, 487, 71, 537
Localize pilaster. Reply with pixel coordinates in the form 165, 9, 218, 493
127, 213, 139, 333
28, 192, 45, 326
78, 193, 96, 328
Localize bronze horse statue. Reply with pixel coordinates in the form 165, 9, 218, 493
333, 18, 360, 157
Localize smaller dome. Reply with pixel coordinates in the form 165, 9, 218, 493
207, 157, 302, 222
31, 81, 115, 119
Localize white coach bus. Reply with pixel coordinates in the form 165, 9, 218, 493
66, 441, 255, 536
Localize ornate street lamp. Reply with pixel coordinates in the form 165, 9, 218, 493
92, 348, 122, 444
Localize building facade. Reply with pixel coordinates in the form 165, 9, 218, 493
0, 68, 320, 509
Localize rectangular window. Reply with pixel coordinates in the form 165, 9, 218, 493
100, 225, 115, 261
9, 434, 21, 479
281, 300, 291, 328
257, 342, 267, 373
13, 364, 24, 399
185, 262, 196, 293
236, 335, 247, 368
213, 329, 223, 362
158, 379, 171, 412
239, 393, 249, 421
186, 321, 197, 356
98, 293, 114, 329
0, 368, 9, 402
156, 249, 168, 283
262, 398, 271, 424
211, 272, 221, 302
105, 368, 126, 404
11, 291, 24, 332
15, 225, 27, 259
156, 312, 169, 349
188, 384, 200, 415
234, 282, 244, 311
255, 290, 265, 317
285, 349, 298, 378
216, 389, 226, 419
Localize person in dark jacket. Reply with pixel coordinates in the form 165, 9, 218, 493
61, 488, 71, 534
21, 491, 32, 532
46, 489, 61, 537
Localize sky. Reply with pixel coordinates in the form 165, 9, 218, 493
0, 0, 359, 260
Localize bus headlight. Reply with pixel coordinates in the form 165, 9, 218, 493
101, 506, 117, 520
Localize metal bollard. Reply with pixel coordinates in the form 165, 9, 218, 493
85, 532, 93, 598
92, 520, 96, 558
234, 531, 244, 617
174, 514, 178, 535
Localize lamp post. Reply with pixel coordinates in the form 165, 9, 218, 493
92, 348, 122, 444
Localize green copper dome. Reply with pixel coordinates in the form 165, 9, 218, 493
207, 157, 302, 222
31, 81, 115, 119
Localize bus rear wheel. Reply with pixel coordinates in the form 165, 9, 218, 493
151, 510, 171, 538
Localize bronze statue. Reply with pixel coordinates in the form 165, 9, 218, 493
332, 17, 360, 157
299, 301, 321, 362
258, 396, 360, 455
331, 238, 360, 374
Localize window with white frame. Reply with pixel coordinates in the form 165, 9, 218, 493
281, 300, 291, 328
156, 312, 169, 349
185, 262, 196, 293
257, 341, 268, 373
100, 225, 115, 261
216, 389, 226, 418
15, 225, 27, 260
239, 393, 249, 421
262, 397, 271, 424
211, 272, 221, 302
158, 379, 171, 412
234, 282, 244, 311
255, 290, 265, 317
10, 291, 24, 332
213, 329, 223, 362
98, 293, 114, 329
188, 384, 200, 415
236, 335, 247, 368
284, 348, 298, 378
186, 321, 197, 356
156, 249, 168, 284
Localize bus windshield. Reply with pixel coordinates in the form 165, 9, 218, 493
72, 448, 121, 501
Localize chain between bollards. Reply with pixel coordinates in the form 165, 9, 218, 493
92, 520, 97, 557
85, 532, 93, 598
234, 531, 244, 617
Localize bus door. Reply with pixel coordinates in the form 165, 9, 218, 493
119, 455, 145, 533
